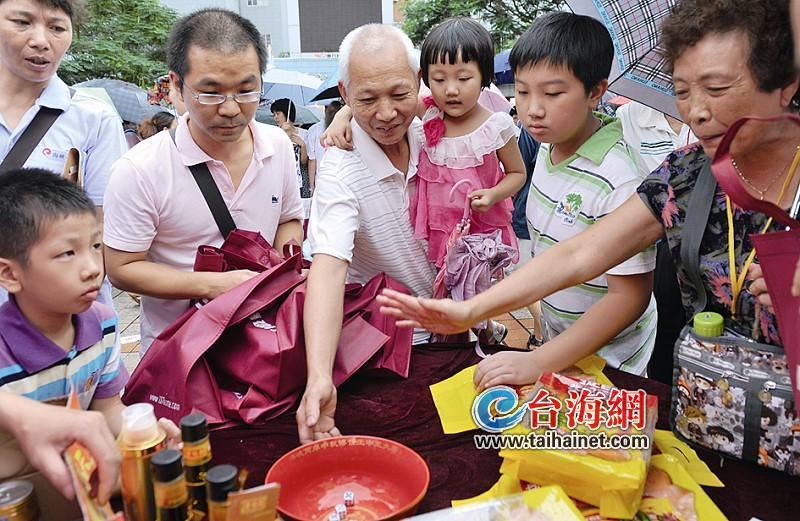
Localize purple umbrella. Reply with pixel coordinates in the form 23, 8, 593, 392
432, 179, 516, 331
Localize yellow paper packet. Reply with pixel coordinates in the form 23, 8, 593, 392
653, 430, 723, 487
430, 365, 480, 434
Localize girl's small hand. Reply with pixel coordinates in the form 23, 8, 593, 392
473, 351, 541, 390
158, 418, 183, 450
469, 189, 496, 213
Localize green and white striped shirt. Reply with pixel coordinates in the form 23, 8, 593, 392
526, 113, 657, 375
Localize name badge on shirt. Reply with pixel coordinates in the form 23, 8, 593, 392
555, 191, 583, 226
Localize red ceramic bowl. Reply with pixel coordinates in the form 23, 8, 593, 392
265, 435, 430, 521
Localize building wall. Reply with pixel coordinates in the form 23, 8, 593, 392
160, 0, 396, 56
298, 0, 384, 53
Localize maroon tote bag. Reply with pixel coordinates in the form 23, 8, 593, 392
711, 114, 800, 412
123, 232, 413, 426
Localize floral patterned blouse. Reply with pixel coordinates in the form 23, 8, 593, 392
637, 143, 781, 345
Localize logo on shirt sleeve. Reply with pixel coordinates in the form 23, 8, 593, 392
555, 192, 583, 226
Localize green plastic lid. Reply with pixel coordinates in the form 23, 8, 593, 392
693, 312, 724, 337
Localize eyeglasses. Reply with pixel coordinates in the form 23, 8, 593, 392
183, 84, 262, 105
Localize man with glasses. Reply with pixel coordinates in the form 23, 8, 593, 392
103, 9, 304, 352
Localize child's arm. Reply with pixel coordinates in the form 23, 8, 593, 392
90, 396, 181, 446
470, 138, 526, 213
321, 95, 429, 150
321, 105, 354, 150
473, 271, 653, 389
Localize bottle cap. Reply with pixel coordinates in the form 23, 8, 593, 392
151, 449, 183, 483
120, 403, 160, 446
693, 311, 724, 337
0, 480, 34, 509
206, 465, 239, 502
180, 413, 208, 442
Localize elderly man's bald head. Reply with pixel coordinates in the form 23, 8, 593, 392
338, 24, 419, 90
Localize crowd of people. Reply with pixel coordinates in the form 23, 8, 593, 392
0, 0, 799, 512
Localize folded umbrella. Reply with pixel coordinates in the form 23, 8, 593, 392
433, 179, 516, 331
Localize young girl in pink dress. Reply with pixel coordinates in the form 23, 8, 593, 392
414, 17, 526, 343
414, 17, 525, 271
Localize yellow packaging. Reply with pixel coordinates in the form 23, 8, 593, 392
653, 430, 723, 487
430, 365, 480, 434
429, 355, 613, 434
496, 372, 658, 519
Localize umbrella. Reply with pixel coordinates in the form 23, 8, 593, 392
432, 179, 516, 333
568, 0, 680, 120
72, 87, 119, 117
494, 49, 513, 85
310, 70, 341, 102
72, 78, 162, 124
261, 68, 323, 106
255, 104, 320, 127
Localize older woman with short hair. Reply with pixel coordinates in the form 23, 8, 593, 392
380, 0, 800, 387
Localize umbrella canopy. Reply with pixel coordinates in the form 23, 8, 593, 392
568, 0, 680, 120
72, 78, 162, 124
494, 49, 513, 85
261, 68, 323, 107
72, 87, 119, 117
310, 70, 341, 102
255, 104, 320, 127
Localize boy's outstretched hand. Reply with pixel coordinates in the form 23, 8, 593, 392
474, 351, 541, 391
377, 289, 474, 334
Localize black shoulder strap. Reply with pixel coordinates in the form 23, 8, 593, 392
680, 159, 717, 314
0, 107, 63, 173
169, 129, 236, 239
0, 89, 76, 174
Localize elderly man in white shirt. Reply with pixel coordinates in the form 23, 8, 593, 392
297, 24, 438, 444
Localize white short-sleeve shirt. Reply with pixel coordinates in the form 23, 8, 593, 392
103, 115, 304, 350
306, 121, 326, 162
615, 101, 696, 176
307, 119, 437, 342
0, 75, 127, 204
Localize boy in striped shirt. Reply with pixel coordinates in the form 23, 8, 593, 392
472, 13, 657, 389
0, 170, 169, 492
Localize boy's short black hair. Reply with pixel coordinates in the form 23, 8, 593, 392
509, 12, 614, 93
420, 17, 494, 88
167, 8, 267, 89
271, 98, 297, 123
0, 169, 96, 264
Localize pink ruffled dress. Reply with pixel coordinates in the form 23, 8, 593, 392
411, 98, 519, 268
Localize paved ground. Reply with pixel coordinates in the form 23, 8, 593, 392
113, 289, 536, 375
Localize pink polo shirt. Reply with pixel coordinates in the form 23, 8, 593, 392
104, 115, 304, 350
